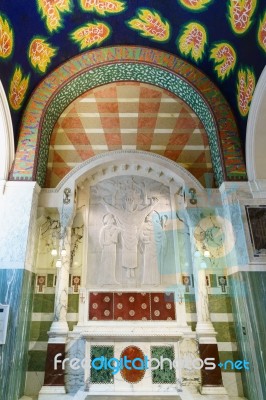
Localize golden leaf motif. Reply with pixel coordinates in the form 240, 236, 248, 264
37, 0, 72, 32
9, 67, 29, 111
79, 0, 126, 15
0, 15, 14, 59
71, 21, 111, 50
210, 42, 237, 81
127, 8, 170, 42
237, 68, 256, 117
178, 22, 207, 62
29, 38, 57, 73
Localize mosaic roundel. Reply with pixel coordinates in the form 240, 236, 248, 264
120, 346, 146, 384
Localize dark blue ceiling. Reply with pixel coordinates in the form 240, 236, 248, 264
0, 0, 265, 147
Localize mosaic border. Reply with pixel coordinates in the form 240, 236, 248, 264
10, 46, 247, 186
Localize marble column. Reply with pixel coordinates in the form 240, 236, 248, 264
50, 227, 72, 335
39, 198, 75, 398
193, 255, 227, 395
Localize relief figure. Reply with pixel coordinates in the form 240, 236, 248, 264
102, 194, 158, 278
99, 213, 120, 285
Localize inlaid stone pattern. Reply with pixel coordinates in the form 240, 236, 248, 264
120, 346, 146, 384
90, 346, 114, 384
89, 292, 176, 321
151, 346, 176, 384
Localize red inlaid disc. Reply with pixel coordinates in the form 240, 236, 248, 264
120, 346, 146, 384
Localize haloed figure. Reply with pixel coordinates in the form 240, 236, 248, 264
140, 211, 167, 285
102, 196, 158, 278
99, 213, 120, 285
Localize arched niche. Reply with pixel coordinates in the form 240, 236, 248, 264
10, 46, 246, 187
39, 151, 201, 311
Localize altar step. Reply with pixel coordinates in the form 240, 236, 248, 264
71, 390, 247, 400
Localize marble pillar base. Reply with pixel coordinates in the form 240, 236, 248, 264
49, 321, 69, 335
200, 386, 228, 395
38, 385, 66, 400
196, 323, 216, 337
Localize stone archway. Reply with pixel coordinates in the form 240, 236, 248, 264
10, 46, 246, 187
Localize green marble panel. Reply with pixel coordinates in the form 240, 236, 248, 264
212, 322, 236, 342
47, 274, 54, 287
28, 351, 47, 372
68, 294, 79, 313
210, 274, 218, 287
184, 294, 196, 313
151, 346, 176, 384
187, 322, 197, 331
90, 346, 114, 384
219, 351, 240, 372
208, 295, 233, 313
30, 321, 51, 342
0, 269, 34, 400
229, 271, 266, 400
33, 293, 55, 313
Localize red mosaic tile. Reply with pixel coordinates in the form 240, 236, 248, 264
138, 117, 157, 129
94, 86, 117, 98
105, 133, 122, 146
139, 102, 161, 114
61, 117, 84, 129
114, 292, 150, 321
140, 87, 162, 98
168, 133, 190, 146
136, 132, 153, 146
76, 149, 95, 160
89, 292, 113, 321
97, 102, 119, 113
66, 132, 90, 145
174, 117, 197, 130
151, 292, 176, 321
101, 116, 120, 129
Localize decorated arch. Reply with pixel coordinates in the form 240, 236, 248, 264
10, 46, 247, 187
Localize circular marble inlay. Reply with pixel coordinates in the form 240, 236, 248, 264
154, 310, 160, 317
154, 296, 159, 302
120, 346, 146, 384
129, 296, 135, 302
166, 303, 172, 309
141, 303, 147, 309
92, 303, 98, 309
117, 303, 123, 309
129, 310, 135, 316
104, 296, 110, 302
104, 310, 110, 316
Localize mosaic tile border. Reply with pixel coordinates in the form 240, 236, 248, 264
10, 46, 247, 186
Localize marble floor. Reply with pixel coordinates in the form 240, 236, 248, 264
20, 395, 247, 400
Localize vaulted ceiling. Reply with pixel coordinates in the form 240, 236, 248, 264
0, 1, 265, 187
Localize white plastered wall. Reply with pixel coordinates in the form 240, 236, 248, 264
0, 81, 14, 185
246, 66, 266, 187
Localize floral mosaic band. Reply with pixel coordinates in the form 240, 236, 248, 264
10, 46, 247, 186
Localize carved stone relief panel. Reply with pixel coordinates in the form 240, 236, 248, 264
86, 176, 178, 289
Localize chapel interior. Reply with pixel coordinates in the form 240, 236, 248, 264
0, 1, 265, 400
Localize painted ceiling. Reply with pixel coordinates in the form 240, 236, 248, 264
0, 0, 265, 148
46, 82, 212, 188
